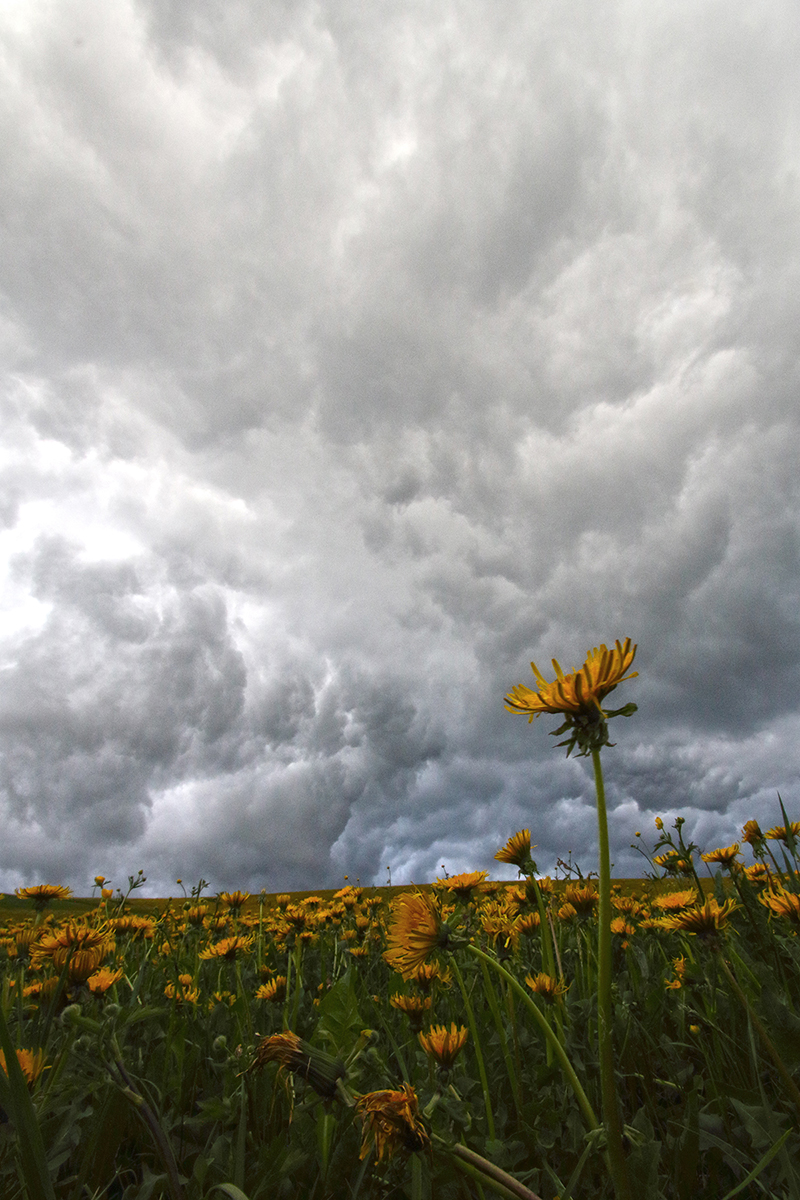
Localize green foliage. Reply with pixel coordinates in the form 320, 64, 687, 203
0, 829, 799, 1198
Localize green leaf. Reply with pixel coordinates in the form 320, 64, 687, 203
208, 1185, 252, 1200
312, 968, 364, 1057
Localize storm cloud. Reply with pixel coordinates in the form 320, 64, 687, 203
1, 0, 799, 894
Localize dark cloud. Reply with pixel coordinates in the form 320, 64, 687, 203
0, 0, 799, 894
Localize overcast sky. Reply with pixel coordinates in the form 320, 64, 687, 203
1, 0, 799, 897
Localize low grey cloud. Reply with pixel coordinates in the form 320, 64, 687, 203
1, 0, 799, 896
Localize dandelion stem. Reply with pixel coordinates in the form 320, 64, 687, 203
591, 746, 633, 1200
464, 943, 599, 1133
450, 956, 496, 1141
440, 1137, 546, 1200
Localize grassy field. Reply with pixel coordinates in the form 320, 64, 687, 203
1, 821, 799, 1200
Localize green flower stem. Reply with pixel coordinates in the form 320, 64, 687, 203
591, 747, 633, 1200
465, 943, 599, 1134
436, 1136, 545, 1200
478, 957, 523, 1119
450, 956, 496, 1141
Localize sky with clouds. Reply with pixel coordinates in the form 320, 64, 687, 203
1, 0, 799, 896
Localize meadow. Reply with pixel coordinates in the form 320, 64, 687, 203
1, 817, 800, 1200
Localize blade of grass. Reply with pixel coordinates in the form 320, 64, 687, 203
0, 1001, 57, 1200
718, 1129, 791, 1200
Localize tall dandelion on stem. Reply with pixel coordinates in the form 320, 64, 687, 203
505, 638, 638, 1200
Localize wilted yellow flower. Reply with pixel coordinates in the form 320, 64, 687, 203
251, 1031, 345, 1098
525, 972, 568, 1004
494, 831, 535, 871
15, 884, 72, 911
655, 817, 664, 831
418, 1023, 468, 1068
505, 639, 637, 721
383, 891, 449, 979
355, 1083, 429, 1162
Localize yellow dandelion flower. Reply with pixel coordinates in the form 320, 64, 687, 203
199, 935, 254, 961
15, 884, 72, 911
610, 917, 635, 943
760, 888, 800, 926
220, 891, 250, 912
87, 967, 124, 995
164, 981, 199, 1005
505, 639, 637, 722
355, 1083, 429, 1162
557, 902, 578, 923
256, 975, 287, 1002
418, 1023, 469, 1068
653, 852, 694, 877
515, 911, 541, 936
765, 822, 800, 844
436, 870, 488, 901
665, 956, 687, 990
653, 890, 698, 911
741, 820, 764, 846
0, 1047, 48, 1085
563, 885, 599, 918
525, 972, 568, 1004
658, 897, 738, 940
108, 915, 156, 939
744, 863, 771, 886
700, 844, 741, 868
494, 830, 536, 871
383, 891, 449, 979
411, 961, 451, 992
34, 923, 113, 980
390, 993, 431, 1030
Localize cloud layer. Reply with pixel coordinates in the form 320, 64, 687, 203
1, 0, 799, 894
